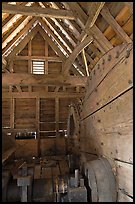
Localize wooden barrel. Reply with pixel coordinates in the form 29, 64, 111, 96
80, 43, 133, 202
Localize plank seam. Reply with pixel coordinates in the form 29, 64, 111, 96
81, 86, 133, 121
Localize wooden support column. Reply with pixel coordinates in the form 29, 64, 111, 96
82, 49, 89, 76
9, 86, 14, 129
28, 41, 32, 92
28, 41, 32, 73
36, 97, 40, 157
45, 41, 48, 74
45, 41, 48, 92
55, 98, 59, 136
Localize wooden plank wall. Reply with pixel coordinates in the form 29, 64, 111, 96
80, 43, 133, 201
15, 98, 36, 129
2, 98, 10, 128
2, 32, 75, 158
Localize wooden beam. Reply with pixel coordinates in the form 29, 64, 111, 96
69, 2, 113, 52
2, 56, 7, 68
38, 24, 84, 77
28, 40, 32, 74
101, 5, 132, 43
16, 86, 22, 92
10, 98, 15, 128
55, 98, 59, 135
40, 3, 87, 75
38, 17, 71, 56
54, 19, 78, 44
9, 85, 15, 129
52, 2, 82, 34
45, 41, 48, 75
36, 97, 40, 156
4, 17, 82, 77
41, 2, 78, 44
88, 25, 113, 51
87, 2, 105, 28
2, 3, 76, 20
7, 24, 39, 60
85, 52, 95, 66
2, 73, 88, 86
124, 2, 133, 14
3, 92, 84, 99
44, 17, 74, 51
42, 17, 86, 75
2, 2, 29, 34
63, 35, 93, 74
14, 56, 63, 62
37, 25, 66, 61
66, 2, 87, 26
2, 16, 29, 46
88, 43, 102, 58
82, 49, 89, 76
2, 17, 37, 55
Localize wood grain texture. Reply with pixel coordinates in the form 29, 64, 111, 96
2, 73, 88, 86
2, 3, 75, 20
115, 160, 133, 196
81, 88, 133, 163
82, 44, 133, 119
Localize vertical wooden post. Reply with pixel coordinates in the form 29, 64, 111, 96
9, 86, 15, 129
45, 41, 48, 92
36, 97, 40, 156
55, 97, 59, 135
28, 41, 32, 93
45, 41, 48, 74
28, 41, 32, 73
55, 97, 59, 155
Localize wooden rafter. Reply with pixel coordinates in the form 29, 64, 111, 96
2, 17, 37, 55
37, 24, 86, 76
53, 2, 82, 34
41, 17, 86, 75
2, 73, 88, 87
2, 16, 31, 49
100, 5, 132, 43
38, 17, 70, 56
124, 2, 133, 14
68, 2, 113, 52
2, 3, 76, 20
2, 2, 29, 34
40, 3, 88, 75
3, 92, 84, 99
88, 25, 113, 51
44, 17, 74, 51
41, 2, 78, 44
37, 25, 66, 61
63, 35, 93, 74
6, 24, 39, 59
13, 56, 63, 62
86, 2, 105, 28
2, 56, 7, 68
